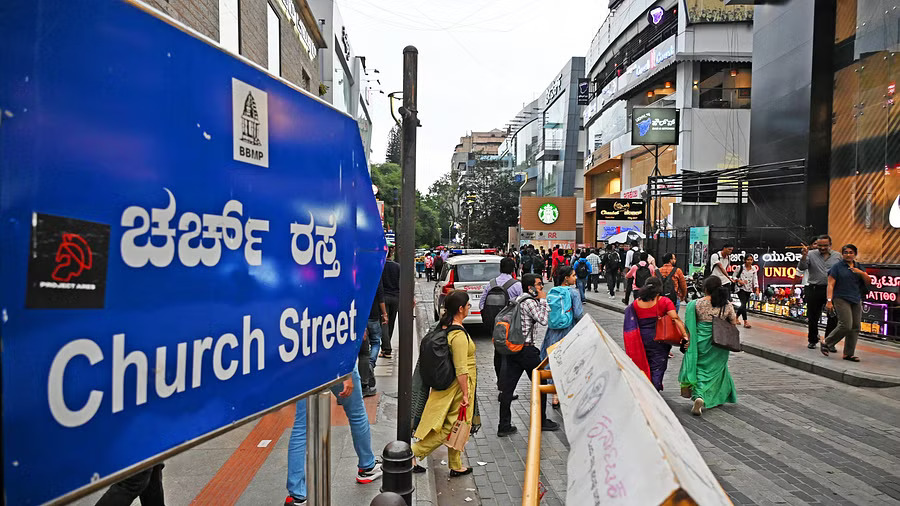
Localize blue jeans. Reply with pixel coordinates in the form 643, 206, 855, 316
286, 365, 375, 499
576, 278, 587, 302
367, 319, 382, 368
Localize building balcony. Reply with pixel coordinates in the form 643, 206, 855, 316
537, 138, 563, 161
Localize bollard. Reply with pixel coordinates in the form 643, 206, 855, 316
380, 440, 414, 506
370, 491, 407, 506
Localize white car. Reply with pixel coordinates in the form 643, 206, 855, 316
432, 254, 503, 325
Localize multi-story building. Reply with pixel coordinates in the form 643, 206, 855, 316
450, 129, 506, 175
500, 58, 587, 247
582, 0, 754, 244
146, 0, 326, 95
309, 0, 375, 162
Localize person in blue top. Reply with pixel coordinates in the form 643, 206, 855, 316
821, 244, 871, 362
541, 266, 584, 409
572, 250, 593, 303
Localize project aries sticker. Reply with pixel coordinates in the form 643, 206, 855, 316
25, 213, 110, 309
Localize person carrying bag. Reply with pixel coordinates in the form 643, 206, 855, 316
679, 276, 739, 416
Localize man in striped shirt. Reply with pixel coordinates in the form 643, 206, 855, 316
586, 248, 602, 293
497, 274, 560, 437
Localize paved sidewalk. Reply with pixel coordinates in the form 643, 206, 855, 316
581, 288, 900, 387
417, 278, 900, 506
69, 321, 435, 506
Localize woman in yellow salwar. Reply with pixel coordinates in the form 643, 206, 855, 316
411, 290, 476, 477
679, 276, 738, 416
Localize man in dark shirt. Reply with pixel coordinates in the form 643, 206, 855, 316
380, 250, 401, 358
363, 278, 388, 396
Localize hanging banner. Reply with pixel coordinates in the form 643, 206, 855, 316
689, 227, 710, 276
0, 2, 385, 504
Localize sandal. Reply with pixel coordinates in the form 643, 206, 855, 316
820, 344, 829, 357
843, 355, 860, 362
743, 322, 752, 328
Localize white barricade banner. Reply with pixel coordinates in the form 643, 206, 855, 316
548, 315, 732, 505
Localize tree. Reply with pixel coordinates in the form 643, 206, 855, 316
370, 162, 442, 247
462, 159, 519, 248
427, 169, 466, 245
370, 162, 401, 229
386, 125, 402, 164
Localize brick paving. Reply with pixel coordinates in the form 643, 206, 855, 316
419, 279, 900, 506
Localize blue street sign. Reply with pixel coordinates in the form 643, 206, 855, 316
0, 1, 385, 504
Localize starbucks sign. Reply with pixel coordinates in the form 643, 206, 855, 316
538, 202, 560, 225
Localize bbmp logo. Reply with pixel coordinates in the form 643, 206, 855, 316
232, 78, 269, 167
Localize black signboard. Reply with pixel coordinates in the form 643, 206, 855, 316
577, 78, 591, 105
631, 107, 679, 145
595, 198, 645, 221
25, 213, 110, 309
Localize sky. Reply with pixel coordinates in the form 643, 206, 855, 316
335, 0, 609, 192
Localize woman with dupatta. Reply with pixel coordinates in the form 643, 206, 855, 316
623, 277, 687, 391
678, 276, 739, 416
410, 290, 478, 477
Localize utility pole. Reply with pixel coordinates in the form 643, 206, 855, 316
397, 46, 418, 444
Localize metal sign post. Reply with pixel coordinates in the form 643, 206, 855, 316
397, 46, 418, 443
307, 391, 332, 506
0, 1, 386, 504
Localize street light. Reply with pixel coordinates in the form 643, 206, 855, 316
465, 194, 477, 248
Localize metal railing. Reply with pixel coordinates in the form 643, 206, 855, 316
523, 358, 553, 505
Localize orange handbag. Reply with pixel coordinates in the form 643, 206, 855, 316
655, 301, 683, 345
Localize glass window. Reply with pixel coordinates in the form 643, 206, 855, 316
454, 263, 501, 282
267, 4, 280, 76
219, 0, 239, 54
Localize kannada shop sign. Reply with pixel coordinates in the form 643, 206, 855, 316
0, 2, 385, 504
595, 198, 645, 221
632, 107, 679, 145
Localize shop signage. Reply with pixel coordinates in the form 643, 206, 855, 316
545, 74, 564, 105
620, 36, 676, 90
277, 0, 317, 60
621, 184, 647, 199
597, 221, 643, 242
577, 78, 591, 105
341, 26, 352, 61
538, 202, 560, 224
632, 107, 679, 145
595, 198, 645, 221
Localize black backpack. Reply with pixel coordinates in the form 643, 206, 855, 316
635, 264, 653, 288
575, 259, 589, 279
605, 251, 620, 272
658, 268, 677, 301
481, 278, 519, 326
521, 253, 534, 274
419, 324, 467, 390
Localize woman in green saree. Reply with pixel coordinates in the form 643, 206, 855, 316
679, 276, 738, 416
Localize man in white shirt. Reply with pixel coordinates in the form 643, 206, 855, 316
709, 244, 735, 289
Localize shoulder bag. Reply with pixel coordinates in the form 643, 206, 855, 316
654, 298, 683, 345
712, 306, 742, 352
